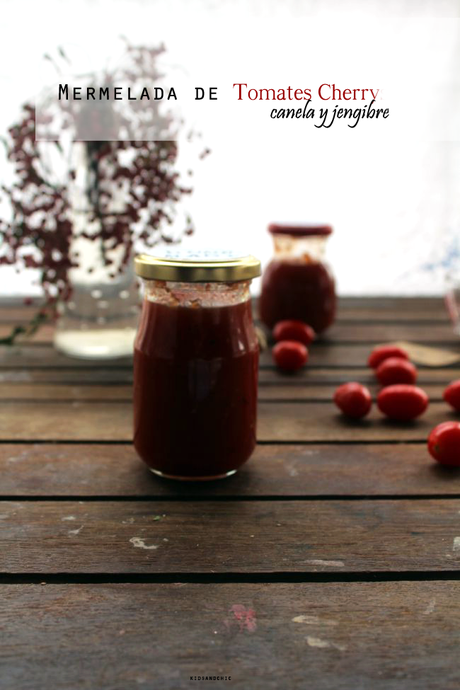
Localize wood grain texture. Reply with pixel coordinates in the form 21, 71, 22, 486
5, 344, 449, 371
259, 383, 448, 401
0, 366, 458, 387
0, 380, 454, 402
1, 582, 459, 690
0, 443, 457, 498
338, 306, 450, 322
0, 383, 134, 401
258, 401, 457, 443
259, 344, 460, 369
0, 320, 456, 346
0, 399, 455, 442
336, 297, 446, 310
1, 295, 459, 690
322, 322, 456, 343
259, 367, 460, 386
0, 346, 133, 369
0, 499, 459, 573
0, 343, 458, 386
0, 368, 134, 384
0, 295, 447, 320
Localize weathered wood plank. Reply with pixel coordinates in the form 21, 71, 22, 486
0, 346, 133, 369
0, 369, 134, 384
1, 320, 456, 346
0, 443, 456, 497
1, 582, 459, 690
0, 366, 458, 387
338, 297, 446, 309
259, 368, 460, 385
194, 396, 460, 441
0, 380, 454, 402
323, 323, 456, 343
259, 383, 448, 401
259, 344, 460, 369
0, 296, 447, 322
338, 306, 450, 322
0, 499, 459, 573
0, 383, 134, 401
1, 341, 459, 370
258, 401, 456, 443
0, 308, 450, 338
0, 400, 455, 442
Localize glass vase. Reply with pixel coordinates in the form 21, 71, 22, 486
53, 143, 140, 359
53, 265, 139, 360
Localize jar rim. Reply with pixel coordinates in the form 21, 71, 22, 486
268, 224, 333, 237
134, 251, 261, 282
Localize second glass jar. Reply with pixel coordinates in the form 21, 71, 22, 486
259, 224, 337, 333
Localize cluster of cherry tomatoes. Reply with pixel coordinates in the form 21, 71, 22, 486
271, 327, 460, 467
271, 320, 315, 370
334, 345, 428, 421
334, 345, 460, 467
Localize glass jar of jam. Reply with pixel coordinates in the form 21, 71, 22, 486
259, 224, 337, 333
133, 250, 261, 481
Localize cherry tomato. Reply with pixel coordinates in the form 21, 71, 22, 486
334, 382, 372, 419
272, 341, 308, 372
428, 422, 460, 466
443, 381, 460, 412
368, 345, 409, 369
377, 384, 429, 421
376, 357, 418, 386
273, 320, 315, 347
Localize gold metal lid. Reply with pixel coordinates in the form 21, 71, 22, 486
134, 249, 261, 283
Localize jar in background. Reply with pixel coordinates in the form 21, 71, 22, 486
259, 224, 336, 333
133, 251, 261, 480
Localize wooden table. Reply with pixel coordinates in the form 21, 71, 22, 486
1, 297, 460, 689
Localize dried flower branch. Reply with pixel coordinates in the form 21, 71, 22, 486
0, 41, 207, 344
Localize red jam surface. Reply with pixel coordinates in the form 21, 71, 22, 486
259, 259, 336, 333
133, 297, 259, 479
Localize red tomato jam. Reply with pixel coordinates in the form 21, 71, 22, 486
259, 225, 336, 333
259, 259, 336, 332
133, 283, 259, 480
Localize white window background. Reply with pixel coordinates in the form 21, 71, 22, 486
0, 0, 460, 296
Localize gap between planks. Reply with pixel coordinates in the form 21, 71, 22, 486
0, 571, 460, 585
0, 438, 431, 446
0, 493, 459, 502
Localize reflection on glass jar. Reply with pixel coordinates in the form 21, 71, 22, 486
259, 224, 337, 334
133, 251, 261, 480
